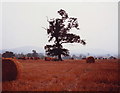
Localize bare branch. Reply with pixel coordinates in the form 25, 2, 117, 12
46, 16, 49, 22
61, 41, 68, 44
42, 27, 47, 30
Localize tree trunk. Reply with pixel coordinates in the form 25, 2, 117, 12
56, 36, 63, 61
58, 54, 62, 61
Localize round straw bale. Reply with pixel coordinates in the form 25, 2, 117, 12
2, 58, 22, 82
86, 56, 95, 63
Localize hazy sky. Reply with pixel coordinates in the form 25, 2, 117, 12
2, 2, 118, 55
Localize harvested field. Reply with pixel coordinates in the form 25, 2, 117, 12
2, 59, 120, 91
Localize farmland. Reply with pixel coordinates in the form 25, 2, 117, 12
2, 59, 120, 91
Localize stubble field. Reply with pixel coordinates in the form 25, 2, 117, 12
2, 59, 120, 91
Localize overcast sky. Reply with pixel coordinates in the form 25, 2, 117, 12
2, 2, 118, 55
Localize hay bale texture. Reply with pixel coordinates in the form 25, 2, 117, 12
86, 56, 95, 63
2, 58, 22, 82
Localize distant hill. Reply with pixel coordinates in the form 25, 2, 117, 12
69, 48, 117, 57
0, 46, 117, 57
0, 46, 45, 54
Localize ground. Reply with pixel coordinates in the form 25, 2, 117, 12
2, 59, 120, 91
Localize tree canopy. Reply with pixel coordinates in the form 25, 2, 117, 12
2, 51, 15, 58
44, 9, 86, 61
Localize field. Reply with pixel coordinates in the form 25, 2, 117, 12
2, 59, 120, 91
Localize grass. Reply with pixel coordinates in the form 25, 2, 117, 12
2, 59, 120, 91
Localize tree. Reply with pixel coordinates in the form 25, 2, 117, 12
44, 9, 86, 61
26, 53, 33, 57
2, 51, 15, 58
32, 50, 38, 57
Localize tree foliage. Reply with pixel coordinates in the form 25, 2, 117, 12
44, 9, 86, 61
2, 51, 15, 58
32, 50, 38, 57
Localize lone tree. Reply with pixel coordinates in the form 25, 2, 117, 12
44, 9, 86, 61
32, 50, 38, 57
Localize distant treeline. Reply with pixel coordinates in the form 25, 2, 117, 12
1, 50, 44, 59
0, 50, 117, 60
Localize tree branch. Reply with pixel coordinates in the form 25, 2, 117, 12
42, 27, 47, 30
46, 16, 49, 22
61, 41, 68, 44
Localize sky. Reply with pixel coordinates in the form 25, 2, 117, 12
1, 1, 118, 56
